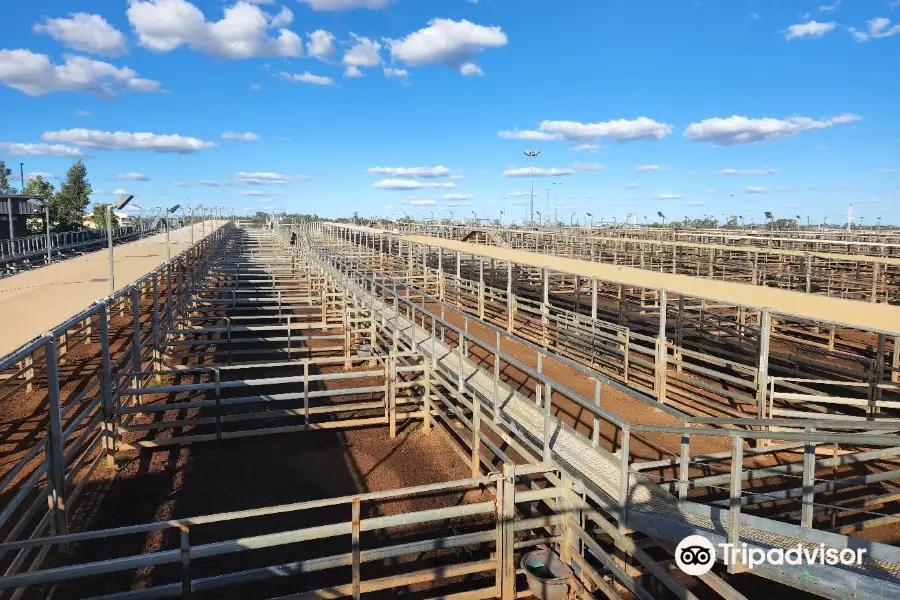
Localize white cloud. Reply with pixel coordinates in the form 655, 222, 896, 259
403, 198, 435, 205
501, 167, 574, 178
497, 130, 558, 141
0, 50, 162, 97
240, 189, 285, 197
270, 6, 293, 28
126, 0, 302, 59
0, 142, 85, 157
343, 34, 382, 68
746, 186, 769, 194
112, 188, 129, 195
384, 66, 409, 78
298, 0, 391, 10
684, 114, 860, 145
718, 166, 778, 175
388, 19, 507, 68
820, 1, 840, 12
507, 192, 532, 197
74, 110, 91, 117
460, 63, 483, 76
371, 179, 456, 190
118, 172, 149, 181
34, 13, 127, 57
279, 71, 335, 85
367, 166, 453, 178
25, 172, 57, 181
42, 129, 215, 153
222, 131, 260, 141
658, 193, 681, 200
250, 82, 262, 91
443, 193, 474, 200
573, 162, 604, 172
572, 143, 598, 152
848, 17, 900, 42
344, 65, 363, 78
307, 29, 336, 59
635, 164, 669, 172
236, 171, 287, 185
531, 118, 673, 143
784, 20, 837, 40
685, 201, 705, 206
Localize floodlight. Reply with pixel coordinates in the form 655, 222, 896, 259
764, 211, 773, 219
657, 211, 665, 218
168, 204, 181, 213
114, 194, 134, 210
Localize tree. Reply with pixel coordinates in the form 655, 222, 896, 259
0, 160, 17, 194
23, 176, 56, 234
92, 204, 119, 230
55, 160, 92, 231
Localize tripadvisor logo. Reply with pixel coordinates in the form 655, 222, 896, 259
675, 535, 867, 575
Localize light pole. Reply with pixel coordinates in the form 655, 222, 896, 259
166, 204, 181, 263
41, 198, 51, 265
19, 163, 24, 192
552, 181, 562, 224
525, 150, 539, 224
586, 212, 593, 229
657, 211, 666, 228
108, 194, 134, 296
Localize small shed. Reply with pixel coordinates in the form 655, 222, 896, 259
0, 195, 44, 241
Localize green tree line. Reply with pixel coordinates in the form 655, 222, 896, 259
1, 159, 94, 233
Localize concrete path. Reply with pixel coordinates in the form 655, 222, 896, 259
0, 222, 223, 357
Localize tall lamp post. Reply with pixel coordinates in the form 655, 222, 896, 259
525, 150, 539, 224
166, 204, 181, 263
43, 199, 52, 264
108, 194, 135, 297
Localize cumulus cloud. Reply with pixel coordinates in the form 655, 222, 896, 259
635, 164, 669, 172
371, 179, 456, 190
343, 34, 382, 68
718, 166, 778, 175
500, 118, 673, 143
460, 63, 483, 76
573, 144, 598, 152
0, 142, 84, 157
307, 29, 336, 58
118, 172, 150, 181
279, 71, 335, 85
848, 18, 900, 42
235, 171, 291, 185
344, 65, 363, 78
684, 114, 860, 145
172, 180, 233, 187
74, 110, 91, 117
784, 20, 837, 40
573, 162, 604, 172
25, 172, 57, 181
298, 0, 391, 10
497, 130, 558, 141
222, 131, 260, 141
658, 193, 681, 200
240, 189, 285, 197
34, 13, 128, 56
403, 198, 435, 205
0, 50, 162, 97
384, 66, 409, 79
42, 128, 216, 153
126, 0, 302, 59
367, 166, 453, 178
501, 167, 574, 178
387, 19, 507, 74
746, 186, 769, 194
443, 193, 474, 200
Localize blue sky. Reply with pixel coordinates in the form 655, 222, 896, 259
2, 0, 899, 224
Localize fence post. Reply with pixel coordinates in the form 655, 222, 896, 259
543, 381, 553, 465
801, 428, 816, 528
180, 524, 191, 599
352, 496, 361, 600
592, 379, 601, 447
499, 464, 516, 600
728, 435, 743, 572
679, 431, 690, 500
422, 360, 432, 433
214, 368, 222, 441
756, 309, 772, 418
152, 275, 161, 379
618, 424, 630, 534
43, 335, 69, 548
655, 289, 668, 404
99, 303, 115, 467
389, 356, 397, 438
131, 287, 142, 406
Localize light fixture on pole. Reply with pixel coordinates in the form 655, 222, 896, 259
166, 204, 181, 263
108, 194, 134, 296
657, 211, 666, 228
524, 150, 539, 224
764, 210, 774, 232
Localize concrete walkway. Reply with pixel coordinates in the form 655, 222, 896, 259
0, 222, 223, 357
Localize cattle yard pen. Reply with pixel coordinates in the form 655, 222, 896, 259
0, 225, 151, 279
2, 221, 900, 599
394, 223, 900, 305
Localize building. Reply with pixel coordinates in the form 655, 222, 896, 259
0, 195, 44, 241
